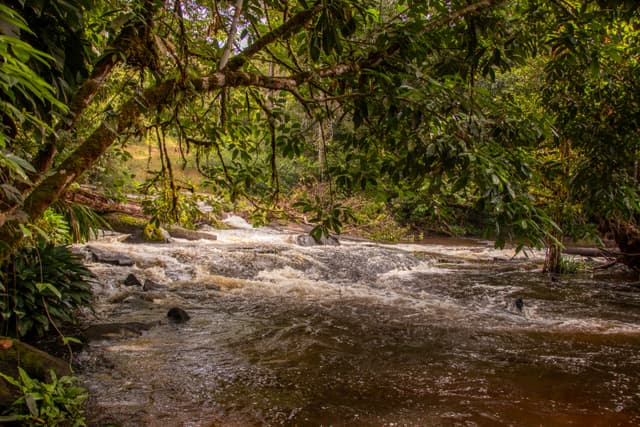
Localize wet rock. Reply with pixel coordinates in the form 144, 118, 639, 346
143, 279, 165, 291
167, 225, 217, 241
82, 322, 159, 342
295, 234, 340, 246
142, 223, 172, 243
108, 290, 156, 308
88, 230, 131, 242
87, 245, 135, 266
167, 307, 190, 323
124, 273, 143, 287
0, 338, 71, 406
108, 291, 137, 304
160, 227, 171, 241
515, 298, 524, 312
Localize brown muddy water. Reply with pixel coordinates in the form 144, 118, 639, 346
76, 217, 640, 426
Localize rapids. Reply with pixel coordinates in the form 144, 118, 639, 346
77, 216, 640, 426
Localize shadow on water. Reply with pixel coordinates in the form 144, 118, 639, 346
78, 224, 640, 426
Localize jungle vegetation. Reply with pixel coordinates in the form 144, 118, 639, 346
1, 2, 639, 422
1, 0, 639, 275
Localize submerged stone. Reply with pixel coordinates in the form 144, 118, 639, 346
167, 307, 190, 323
82, 322, 159, 342
124, 273, 143, 287
167, 225, 217, 241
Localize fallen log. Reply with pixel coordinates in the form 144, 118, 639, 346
562, 247, 619, 258
64, 185, 143, 216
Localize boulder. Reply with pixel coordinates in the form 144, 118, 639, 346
87, 245, 135, 266
82, 322, 159, 342
124, 273, 143, 287
295, 234, 340, 246
167, 307, 190, 323
142, 223, 171, 243
0, 338, 71, 407
167, 225, 217, 241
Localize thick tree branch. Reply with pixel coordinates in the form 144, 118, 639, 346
10, 0, 507, 222
0, 0, 508, 261
31, 0, 163, 178
17, 70, 301, 221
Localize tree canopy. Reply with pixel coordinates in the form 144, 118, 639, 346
1, 0, 639, 263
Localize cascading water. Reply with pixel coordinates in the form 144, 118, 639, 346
76, 216, 640, 426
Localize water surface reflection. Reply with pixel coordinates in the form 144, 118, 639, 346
79, 222, 640, 426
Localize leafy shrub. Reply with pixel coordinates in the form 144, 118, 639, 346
48, 199, 111, 243
345, 198, 412, 242
26, 201, 110, 246
34, 209, 72, 245
0, 367, 87, 426
558, 256, 589, 274
0, 243, 94, 339
140, 179, 210, 229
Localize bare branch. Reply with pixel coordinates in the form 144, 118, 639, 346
218, 0, 245, 70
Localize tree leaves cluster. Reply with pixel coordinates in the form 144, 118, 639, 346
0, 0, 639, 264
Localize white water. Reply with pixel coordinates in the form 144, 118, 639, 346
77, 216, 640, 426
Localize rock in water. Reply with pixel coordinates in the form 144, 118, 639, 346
167, 307, 190, 323
515, 297, 524, 312
82, 322, 159, 342
295, 234, 340, 246
142, 223, 172, 243
143, 279, 164, 291
167, 225, 217, 241
124, 273, 143, 287
87, 245, 135, 266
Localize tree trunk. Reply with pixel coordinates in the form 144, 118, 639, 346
544, 240, 563, 273
608, 220, 640, 270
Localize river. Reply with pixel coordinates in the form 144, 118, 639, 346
76, 216, 640, 426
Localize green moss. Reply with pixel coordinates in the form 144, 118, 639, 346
101, 213, 148, 238
142, 222, 166, 241
104, 213, 147, 228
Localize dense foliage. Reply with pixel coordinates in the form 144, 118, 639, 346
0, 367, 87, 426
0, 242, 94, 339
0, 0, 639, 270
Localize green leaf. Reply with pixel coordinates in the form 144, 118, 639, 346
17, 318, 34, 337
62, 336, 82, 345
25, 393, 39, 417
310, 225, 324, 242
0, 370, 22, 388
